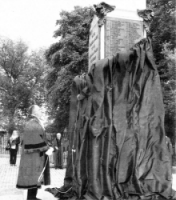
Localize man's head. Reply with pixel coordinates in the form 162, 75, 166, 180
57, 133, 61, 140
28, 105, 42, 119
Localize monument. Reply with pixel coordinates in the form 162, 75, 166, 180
88, 0, 146, 69
45, 1, 176, 199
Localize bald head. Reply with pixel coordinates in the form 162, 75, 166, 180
57, 133, 61, 140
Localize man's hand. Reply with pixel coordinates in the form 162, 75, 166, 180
45, 147, 54, 156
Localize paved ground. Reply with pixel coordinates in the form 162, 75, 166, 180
1, 154, 176, 200
0, 154, 66, 200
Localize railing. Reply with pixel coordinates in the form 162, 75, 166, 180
0, 135, 21, 155
0, 135, 8, 155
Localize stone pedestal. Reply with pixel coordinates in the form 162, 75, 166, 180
88, 16, 101, 68
104, 16, 143, 58
88, 0, 146, 70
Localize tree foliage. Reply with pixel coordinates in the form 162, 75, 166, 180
45, 6, 94, 132
161, 44, 176, 142
148, 0, 175, 62
147, 0, 176, 143
0, 38, 47, 134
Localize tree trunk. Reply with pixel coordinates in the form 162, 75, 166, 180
8, 112, 15, 137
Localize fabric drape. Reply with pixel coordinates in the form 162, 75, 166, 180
69, 38, 175, 200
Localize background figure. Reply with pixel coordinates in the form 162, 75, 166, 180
53, 133, 63, 169
16, 105, 52, 200
7, 129, 20, 166
166, 136, 173, 162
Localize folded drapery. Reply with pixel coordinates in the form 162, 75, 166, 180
46, 38, 175, 200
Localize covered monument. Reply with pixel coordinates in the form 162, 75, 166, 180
46, 2, 175, 200
63, 38, 175, 200
45, 38, 176, 200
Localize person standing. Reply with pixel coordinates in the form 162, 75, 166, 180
165, 136, 173, 165
53, 133, 63, 169
165, 136, 173, 155
16, 105, 53, 200
7, 129, 20, 166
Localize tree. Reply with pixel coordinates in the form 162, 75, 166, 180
147, 0, 175, 81
161, 44, 176, 140
0, 38, 47, 134
147, 0, 175, 62
45, 6, 94, 133
147, 0, 176, 155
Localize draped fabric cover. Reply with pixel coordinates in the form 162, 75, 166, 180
69, 39, 175, 200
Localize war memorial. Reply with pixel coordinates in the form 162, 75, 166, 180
46, 1, 176, 200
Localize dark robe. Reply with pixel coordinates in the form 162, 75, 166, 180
16, 116, 50, 189
53, 138, 63, 168
67, 38, 175, 200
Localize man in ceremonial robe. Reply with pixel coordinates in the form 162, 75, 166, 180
16, 105, 51, 200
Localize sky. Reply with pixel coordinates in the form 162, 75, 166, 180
0, 0, 146, 51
